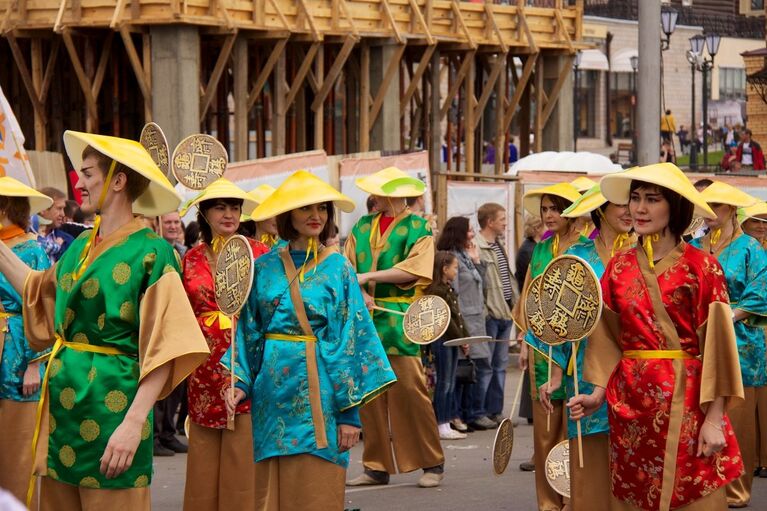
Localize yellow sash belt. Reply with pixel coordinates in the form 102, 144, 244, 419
623, 349, 695, 360
27, 334, 129, 506
0, 311, 17, 333
265, 333, 318, 342
200, 310, 232, 330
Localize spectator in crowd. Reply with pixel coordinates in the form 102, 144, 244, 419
184, 221, 201, 251
72, 207, 95, 227
475, 203, 515, 426
677, 125, 690, 155
58, 199, 88, 238
407, 194, 426, 216
660, 139, 676, 164
721, 145, 740, 172
509, 137, 519, 164
660, 109, 676, 142
160, 211, 187, 257
366, 194, 378, 214
37, 187, 74, 262
736, 129, 765, 171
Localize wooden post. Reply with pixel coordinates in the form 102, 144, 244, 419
495, 54, 506, 175
142, 31, 152, 122
360, 43, 370, 152
273, 51, 287, 155
464, 53, 475, 175
31, 38, 46, 150
519, 75, 531, 157
233, 35, 248, 161
429, 48, 441, 179
534, 56, 544, 153
314, 45, 324, 150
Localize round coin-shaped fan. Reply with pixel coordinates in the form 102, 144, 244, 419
214, 235, 254, 316
492, 417, 514, 475
545, 440, 571, 498
402, 295, 451, 345
172, 133, 228, 190
139, 122, 170, 177
538, 255, 602, 344
525, 274, 566, 346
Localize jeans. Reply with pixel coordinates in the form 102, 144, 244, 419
432, 338, 459, 424
468, 356, 493, 421
485, 317, 513, 416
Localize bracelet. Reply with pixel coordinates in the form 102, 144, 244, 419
705, 419, 723, 431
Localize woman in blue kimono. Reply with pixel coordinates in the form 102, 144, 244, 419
225, 171, 396, 510
691, 181, 767, 508
538, 184, 634, 511
0, 177, 53, 506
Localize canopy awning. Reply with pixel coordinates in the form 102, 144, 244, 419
507, 152, 623, 176
578, 49, 609, 71
610, 48, 638, 73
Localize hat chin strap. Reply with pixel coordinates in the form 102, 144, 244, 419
73, 160, 117, 280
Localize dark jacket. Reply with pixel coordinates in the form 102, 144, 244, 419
515, 237, 536, 292
427, 282, 470, 341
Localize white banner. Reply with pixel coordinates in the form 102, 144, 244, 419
0, 85, 35, 187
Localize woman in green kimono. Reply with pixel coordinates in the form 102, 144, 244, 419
0, 177, 52, 506
0, 131, 209, 510
691, 181, 767, 507
511, 181, 584, 511
225, 170, 396, 510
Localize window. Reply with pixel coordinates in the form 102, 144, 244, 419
719, 67, 746, 101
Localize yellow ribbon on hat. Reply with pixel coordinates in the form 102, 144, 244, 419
200, 311, 232, 329
552, 234, 560, 257
612, 233, 630, 257
710, 228, 722, 248
73, 160, 118, 280
642, 234, 660, 269
260, 233, 278, 247
211, 234, 226, 255
298, 237, 319, 282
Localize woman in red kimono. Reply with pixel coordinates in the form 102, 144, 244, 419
570, 163, 744, 511
181, 178, 268, 511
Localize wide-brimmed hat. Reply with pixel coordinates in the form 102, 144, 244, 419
562, 184, 609, 218
180, 178, 259, 217
570, 177, 598, 193
63, 131, 182, 216
251, 170, 355, 221
600, 163, 715, 219
522, 182, 581, 216
355, 167, 425, 198
248, 184, 276, 206
0, 176, 53, 214
698, 181, 759, 209
738, 201, 767, 224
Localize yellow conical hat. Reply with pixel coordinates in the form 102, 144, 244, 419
64, 131, 182, 216
600, 163, 715, 219
738, 201, 767, 224
562, 185, 608, 218
180, 178, 259, 217
355, 167, 425, 198
0, 176, 53, 214
698, 181, 759, 209
522, 183, 581, 216
248, 184, 276, 206
570, 177, 598, 193
251, 170, 355, 221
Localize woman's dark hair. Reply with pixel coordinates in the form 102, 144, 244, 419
425, 250, 457, 294
196, 197, 244, 245
275, 201, 336, 244
184, 221, 200, 249
629, 180, 693, 238
238, 220, 256, 238
590, 203, 611, 230
436, 216, 470, 251
540, 194, 573, 215
0, 196, 31, 230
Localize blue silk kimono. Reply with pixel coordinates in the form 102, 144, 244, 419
228, 247, 396, 468
0, 238, 51, 401
692, 231, 767, 387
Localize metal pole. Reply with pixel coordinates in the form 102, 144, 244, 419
574, 66, 579, 152
703, 64, 709, 169
690, 63, 697, 170
637, 1, 661, 165
632, 69, 637, 164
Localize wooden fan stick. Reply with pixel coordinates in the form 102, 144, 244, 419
369, 305, 406, 316
547, 345, 553, 432
509, 370, 526, 420
571, 344, 584, 469
227, 315, 237, 431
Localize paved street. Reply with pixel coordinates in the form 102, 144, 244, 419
152, 367, 767, 510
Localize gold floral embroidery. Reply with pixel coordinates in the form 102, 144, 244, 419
49, 414, 56, 434
72, 332, 89, 345
81, 278, 100, 299
80, 477, 100, 488
59, 273, 73, 293
120, 302, 136, 323
104, 390, 128, 413
59, 387, 76, 410
97, 313, 105, 330
112, 262, 131, 285
64, 308, 75, 329
59, 445, 76, 467
134, 475, 149, 488
87, 367, 97, 382
49, 358, 62, 378
79, 419, 100, 442
141, 420, 151, 440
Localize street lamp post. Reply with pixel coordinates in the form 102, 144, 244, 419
630, 55, 639, 164
574, 51, 581, 152
687, 35, 704, 170
661, 7, 679, 51
702, 33, 721, 169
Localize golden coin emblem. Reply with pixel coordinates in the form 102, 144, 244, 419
72, 332, 89, 345
140, 122, 170, 177
402, 295, 451, 345
80, 476, 100, 488
539, 255, 602, 343
60, 387, 76, 410
105, 390, 128, 413
214, 235, 254, 317
141, 420, 152, 441
112, 262, 131, 285
524, 275, 565, 346
81, 278, 100, 299
120, 301, 136, 323
492, 418, 514, 475
134, 475, 149, 488
49, 414, 57, 434
59, 445, 76, 467
171, 134, 228, 190
545, 440, 571, 498
80, 419, 100, 442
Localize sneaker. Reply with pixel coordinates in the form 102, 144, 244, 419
470, 416, 498, 430
153, 443, 175, 457
346, 470, 389, 486
519, 460, 535, 472
417, 471, 443, 488
440, 428, 467, 440
488, 414, 505, 425
161, 437, 188, 453
450, 418, 468, 432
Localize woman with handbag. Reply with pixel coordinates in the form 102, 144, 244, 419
424, 251, 472, 440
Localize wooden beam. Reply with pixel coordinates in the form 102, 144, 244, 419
91, 31, 113, 98
439, 50, 475, 120
40, 38, 60, 104
494, 53, 506, 175
142, 30, 152, 121
109, 0, 128, 28
200, 32, 237, 118
217, 0, 234, 30
540, 55, 574, 128
246, 39, 287, 111
314, 45, 324, 150
118, 26, 151, 102
472, 53, 505, 131
233, 36, 248, 161
554, 9, 574, 52
266, 0, 290, 31
400, 45, 435, 117
369, 43, 406, 126
408, 0, 434, 45
533, 57, 543, 153
53, 0, 68, 33
296, 0, 320, 41
360, 43, 370, 151
282, 42, 320, 114
503, 52, 536, 132
337, 0, 359, 38
61, 29, 98, 126
451, 0, 476, 50
484, 2, 507, 54
464, 55, 475, 174
381, 0, 404, 45
31, 38, 45, 150
272, 52, 287, 155
311, 35, 356, 111
6, 33, 46, 120
517, 6, 538, 55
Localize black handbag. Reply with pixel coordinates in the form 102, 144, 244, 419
455, 357, 477, 384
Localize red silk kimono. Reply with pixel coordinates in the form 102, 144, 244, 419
585, 242, 744, 511
182, 239, 269, 428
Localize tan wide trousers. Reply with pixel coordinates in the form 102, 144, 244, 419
755, 385, 767, 468
569, 433, 619, 511
532, 396, 567, 511
254, 454, 345, 511
39, 476, 150, 511
359, 354, 444, 474
183, 414, 256, 511
726, 386, 757, 507
0, 399, 38, 508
